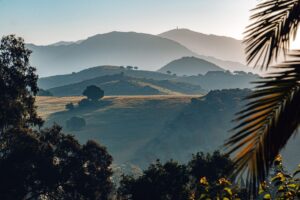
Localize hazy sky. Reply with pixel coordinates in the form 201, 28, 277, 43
0, 0, 258, 45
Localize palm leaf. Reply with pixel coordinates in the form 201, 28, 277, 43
244, 0, 300, 69
225, 51, 300, 196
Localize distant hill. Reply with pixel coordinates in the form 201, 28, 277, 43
48, 74, 205, 96
37, 90, 300, 169
159, 29, 245, 64
176, 71, 259, 90
158, 56, 224, 76
39, 65, 259, 92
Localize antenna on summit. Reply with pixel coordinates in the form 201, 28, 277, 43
176, 26, 178, 30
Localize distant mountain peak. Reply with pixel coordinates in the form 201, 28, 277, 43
158, 56, 224, 76
159, 28, 246, 64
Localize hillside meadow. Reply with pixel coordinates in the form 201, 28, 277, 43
36, 95, 199, 165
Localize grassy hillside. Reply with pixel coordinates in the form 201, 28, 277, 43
48, 74, 206, 96
38, 65, 173, 89
36, 91, 300, 169
37, 95, 197, 164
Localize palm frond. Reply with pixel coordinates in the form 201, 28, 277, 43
225, 51, 300, 196
244, 0, 300, 69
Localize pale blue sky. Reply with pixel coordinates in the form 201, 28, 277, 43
0, 0, 257, 45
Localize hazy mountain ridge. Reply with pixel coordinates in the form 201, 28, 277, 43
27, 30, 249, 77
27, 31, 198, 76
159, 28, 245, 64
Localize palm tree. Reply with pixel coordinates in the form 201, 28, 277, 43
225, 0, 300, 196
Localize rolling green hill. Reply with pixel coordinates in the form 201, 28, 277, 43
48, 74, 206, 96
38, 66, 173, 89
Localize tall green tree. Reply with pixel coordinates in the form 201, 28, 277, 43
225, 0, 300, 196
0, 35, 43, 133
82, 85, 104, 101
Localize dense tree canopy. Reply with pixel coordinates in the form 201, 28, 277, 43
0, 35, 43, 132
0, 125, 113, 200
118, 160, 190, 200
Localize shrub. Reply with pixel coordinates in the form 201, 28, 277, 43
78, 98, 91, 108
65, 102, 74, 110
37, 89, 53, 96
66, 116, 86, 131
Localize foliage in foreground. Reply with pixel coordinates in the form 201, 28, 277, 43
258, 155, 300, 200
117, 151, 246, 200
226, 0, 300, 195
0, 125, 113, 200
0, 35, 43, 133
0, 35, 114, 200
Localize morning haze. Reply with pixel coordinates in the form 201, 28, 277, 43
1, 1, 300, 199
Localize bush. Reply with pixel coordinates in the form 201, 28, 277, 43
78, 98, 92, 108
66, 116, 86, 131
258, 155, 300, 200
37, 89, 53, 96
65, 102, 74, 110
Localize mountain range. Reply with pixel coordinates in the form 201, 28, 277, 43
27, 29, 254, 77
